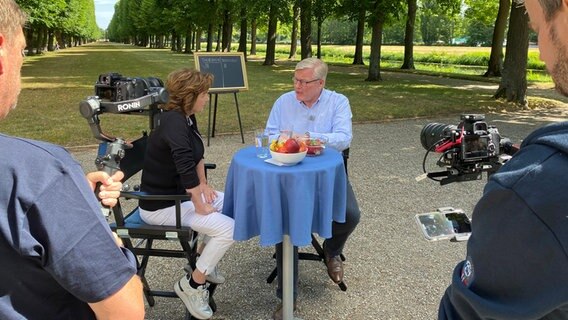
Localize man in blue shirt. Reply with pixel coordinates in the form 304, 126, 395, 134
266, 57, 360, 319
0, 1, 144, 319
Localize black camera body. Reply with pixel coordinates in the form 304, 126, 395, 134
460, 114, 501, 162
420, 114, 512, 185
95, 72, 164, 103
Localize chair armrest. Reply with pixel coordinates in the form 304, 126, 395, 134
120, 191, 190, 201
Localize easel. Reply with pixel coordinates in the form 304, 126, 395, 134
207, 90, 245, 146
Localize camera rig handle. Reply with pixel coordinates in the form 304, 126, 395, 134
93, 138, 132, 218
95, 137, 131, 175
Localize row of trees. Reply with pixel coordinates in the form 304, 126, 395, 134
16, 0, 100, 54
107, 0, 530, 105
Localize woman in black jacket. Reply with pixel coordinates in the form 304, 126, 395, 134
139, 68, 234, 320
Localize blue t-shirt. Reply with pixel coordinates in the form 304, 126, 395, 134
0, 134, 137, 319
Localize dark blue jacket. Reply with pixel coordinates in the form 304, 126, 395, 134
439, 122, 568, 319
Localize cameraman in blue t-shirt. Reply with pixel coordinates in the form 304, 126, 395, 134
439, 1, 568, 318
0, 1, 144, 319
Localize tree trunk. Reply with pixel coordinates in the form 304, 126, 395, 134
316, 19, 323, 59
484, 0, 511, 77
401, 0, 417, 69
238, 7, 248, 61
250, 18, 257, 55
207, 23, 214, 51
47, 31, 54, 51
353, 7, 365, 65
171, 30, 178, 51
366, 16, 385, 81
36, 25, 46, 55
221, 10, 232, 52
288, 0, 300, 59
215, 24, 221, 51
263, 3, 278, 65
300, 0, 312, 59
184, 26, 193, 54
196, 29, 202, 51
493, 3, 529, 106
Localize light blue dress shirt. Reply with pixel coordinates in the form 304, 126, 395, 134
265, 89, 353, 152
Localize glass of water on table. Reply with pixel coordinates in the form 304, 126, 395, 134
255, 129, 270, 158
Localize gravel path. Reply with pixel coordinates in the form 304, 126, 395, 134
69, 105, 568, 320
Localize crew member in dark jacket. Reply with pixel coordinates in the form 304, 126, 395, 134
140, 68, 234, 320
439, 0, 568, 318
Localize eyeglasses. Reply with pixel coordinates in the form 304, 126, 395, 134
292, 77, 320, 86
21, 50, 26, 57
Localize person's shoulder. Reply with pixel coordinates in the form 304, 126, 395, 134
273, 91, 296, 108
323, 89, 349, 101
489, 123, 568, 191
0, 134, 74, 166
277, 91, 296, 100
160, 109, 184, 120
157, 110, 186, 128
0, 135, 80, 192
521, 121, 568, 153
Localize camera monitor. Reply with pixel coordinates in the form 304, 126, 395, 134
462, 134, 490, 161
415, 208, 471, 241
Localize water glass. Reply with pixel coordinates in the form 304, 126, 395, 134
255, 129, 270, 158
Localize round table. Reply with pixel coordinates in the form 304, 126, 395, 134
222, 146, 347, 319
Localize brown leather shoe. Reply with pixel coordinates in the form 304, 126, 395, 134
272, 300, 297, 320
324, 253, 344, 284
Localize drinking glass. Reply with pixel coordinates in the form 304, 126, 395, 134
255, 129, 270, 158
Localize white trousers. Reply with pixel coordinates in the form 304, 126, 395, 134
139, 192, 234, 275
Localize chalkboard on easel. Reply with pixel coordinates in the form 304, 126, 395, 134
194, 52, 249, 93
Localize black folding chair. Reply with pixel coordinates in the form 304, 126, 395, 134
266, 148, 350, 291
107, 134, 218, 319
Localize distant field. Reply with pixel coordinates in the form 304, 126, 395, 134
253, 44, 548, 82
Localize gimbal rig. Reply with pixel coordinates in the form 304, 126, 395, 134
79, 75, 168, 215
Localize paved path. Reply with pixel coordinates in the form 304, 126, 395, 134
70, 106, 567, 320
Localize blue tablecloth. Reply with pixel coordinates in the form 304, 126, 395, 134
222, 146, 347, 247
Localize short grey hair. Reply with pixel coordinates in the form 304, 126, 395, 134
295, 57, 328, 81
0, 0, 27, 39
516, 0, 563, 21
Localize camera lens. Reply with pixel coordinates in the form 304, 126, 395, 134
420, 123, 456, 150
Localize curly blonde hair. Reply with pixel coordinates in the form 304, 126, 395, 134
163, 68, 213, 115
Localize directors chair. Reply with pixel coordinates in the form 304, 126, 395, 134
266, 148, 350, 292
103, 134, 219, 320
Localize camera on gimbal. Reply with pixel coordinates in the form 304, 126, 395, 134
80, 73, 168, 216
80, 72, 168, 143
420, 114, 515, 185
95, 72, 164, 103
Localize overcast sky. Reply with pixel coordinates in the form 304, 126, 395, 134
94, 0, 118, 29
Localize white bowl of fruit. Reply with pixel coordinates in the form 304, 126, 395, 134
269, 138, 308, 165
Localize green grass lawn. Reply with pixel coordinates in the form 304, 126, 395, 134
0, 42, 561, 147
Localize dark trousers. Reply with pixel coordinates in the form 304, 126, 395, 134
276, 179, 360, 299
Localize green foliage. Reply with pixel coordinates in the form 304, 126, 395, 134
16, 0, 100, 49
419, 0, 460, 45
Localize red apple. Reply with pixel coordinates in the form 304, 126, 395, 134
283, 139, 300, 153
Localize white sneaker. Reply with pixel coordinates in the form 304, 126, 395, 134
174, 276, 213, 320
184, 263, 226, 284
